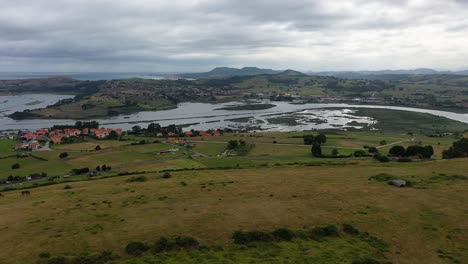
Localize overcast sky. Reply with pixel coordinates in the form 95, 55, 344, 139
1, 0, 468, 72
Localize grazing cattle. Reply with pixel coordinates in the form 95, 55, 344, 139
21, 190, 31, 196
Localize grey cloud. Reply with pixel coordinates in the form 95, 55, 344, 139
0, 0, 467, 72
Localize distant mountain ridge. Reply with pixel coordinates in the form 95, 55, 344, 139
308, 68, 468, 79
176, 67, 282, 79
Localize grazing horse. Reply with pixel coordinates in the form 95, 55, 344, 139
21, 190, 31, 196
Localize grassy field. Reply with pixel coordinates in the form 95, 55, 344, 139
1, 131, 467, 263
1, 160, 467, 263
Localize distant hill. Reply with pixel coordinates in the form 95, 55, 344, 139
177, 67, 282, 79
308, 68, 468, 80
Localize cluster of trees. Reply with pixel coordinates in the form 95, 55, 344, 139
96, 164, 111, 172
388, 145, 434, 158
131, 123, 182, 136
52, 121, 99, 130
227, 140, 252, 155
442, 137, 468, 159
2, 172, 47, 184
303, 134, 327, 145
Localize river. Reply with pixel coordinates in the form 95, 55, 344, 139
1, 94, 468, 132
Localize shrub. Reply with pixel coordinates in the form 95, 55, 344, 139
331, 148, 339, 156
125, 241, 149, 256
271, 228, 295, 241
64, 185, 73, 190
95, 145, 101, 151
174, 236, 199, 249
368, 147, 378, 153
126, 176, 148, 182
373, 154, 389, 162
59, 152, 69, 159
342, 224, 360, 235
353, 150, 367, 157
47, 256, 67, 264
379, 140, 387, 146
154, 237, 174, 253
369, 173, 396, 182
162, 172, 172, 179
11, 163, 20, 169
232, 230, 273, 244
39, 252, 51, 258
397, 157, 412, 162
310, 225, 340, 240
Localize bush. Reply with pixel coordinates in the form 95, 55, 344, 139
367, 147, 378, 153
47, 256, 67, 264
174, 236, 199, 249
353, 150, 367, 157
388, 145, 406, 157
232, 230, 273, 244
397, 157, 412, 162
59, 152, 69, 159
125, 241, 149, 256
154, 237, 174, 253
342, 224, 360, 235
39, 252, 51, 258
310, 225, 340, 240
126, 176, 148, 182
64, 185, 73, 190
95, 145, 101, 151
11, 163, 20, 169
162, 172, 172, 179
271, 228, 295, 241
373, 154, 389, 162
72, 167, 90, 175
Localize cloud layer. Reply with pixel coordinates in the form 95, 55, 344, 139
1, 0, 468, 72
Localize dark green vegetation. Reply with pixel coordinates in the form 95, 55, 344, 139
215, 103, 275, 110
38, 226, 389, 264
4, 70, 468, 119
352, 108, 468, 134
443, 137, 468, 159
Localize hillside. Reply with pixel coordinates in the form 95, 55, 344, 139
176, 67, 281, 79
0, 130, 467, 263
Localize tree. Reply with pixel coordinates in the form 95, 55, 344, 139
108, 130, 118, 139
443, 137, 468, 159
96, 165, 101, 171
389, 146, 406, 157
59, 152, 69, 159
332, 148, 339, 156
147, 123, 161, 133
315, 133, 327, 144
132, 125, 142, 134
95, 145, 101, 151
421, 145, 434, 159
227, 140, 239, 150
405, 145, 424, 157
102, 164, 107, 171
11, 163, 20, 169
368, 147, 378, 153
303, 135, 315, 145
311, 144, 322, 157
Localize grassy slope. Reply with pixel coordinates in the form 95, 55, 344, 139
1, 160, 467, 263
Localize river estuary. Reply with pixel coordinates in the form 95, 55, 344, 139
1, 94, 468, 132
